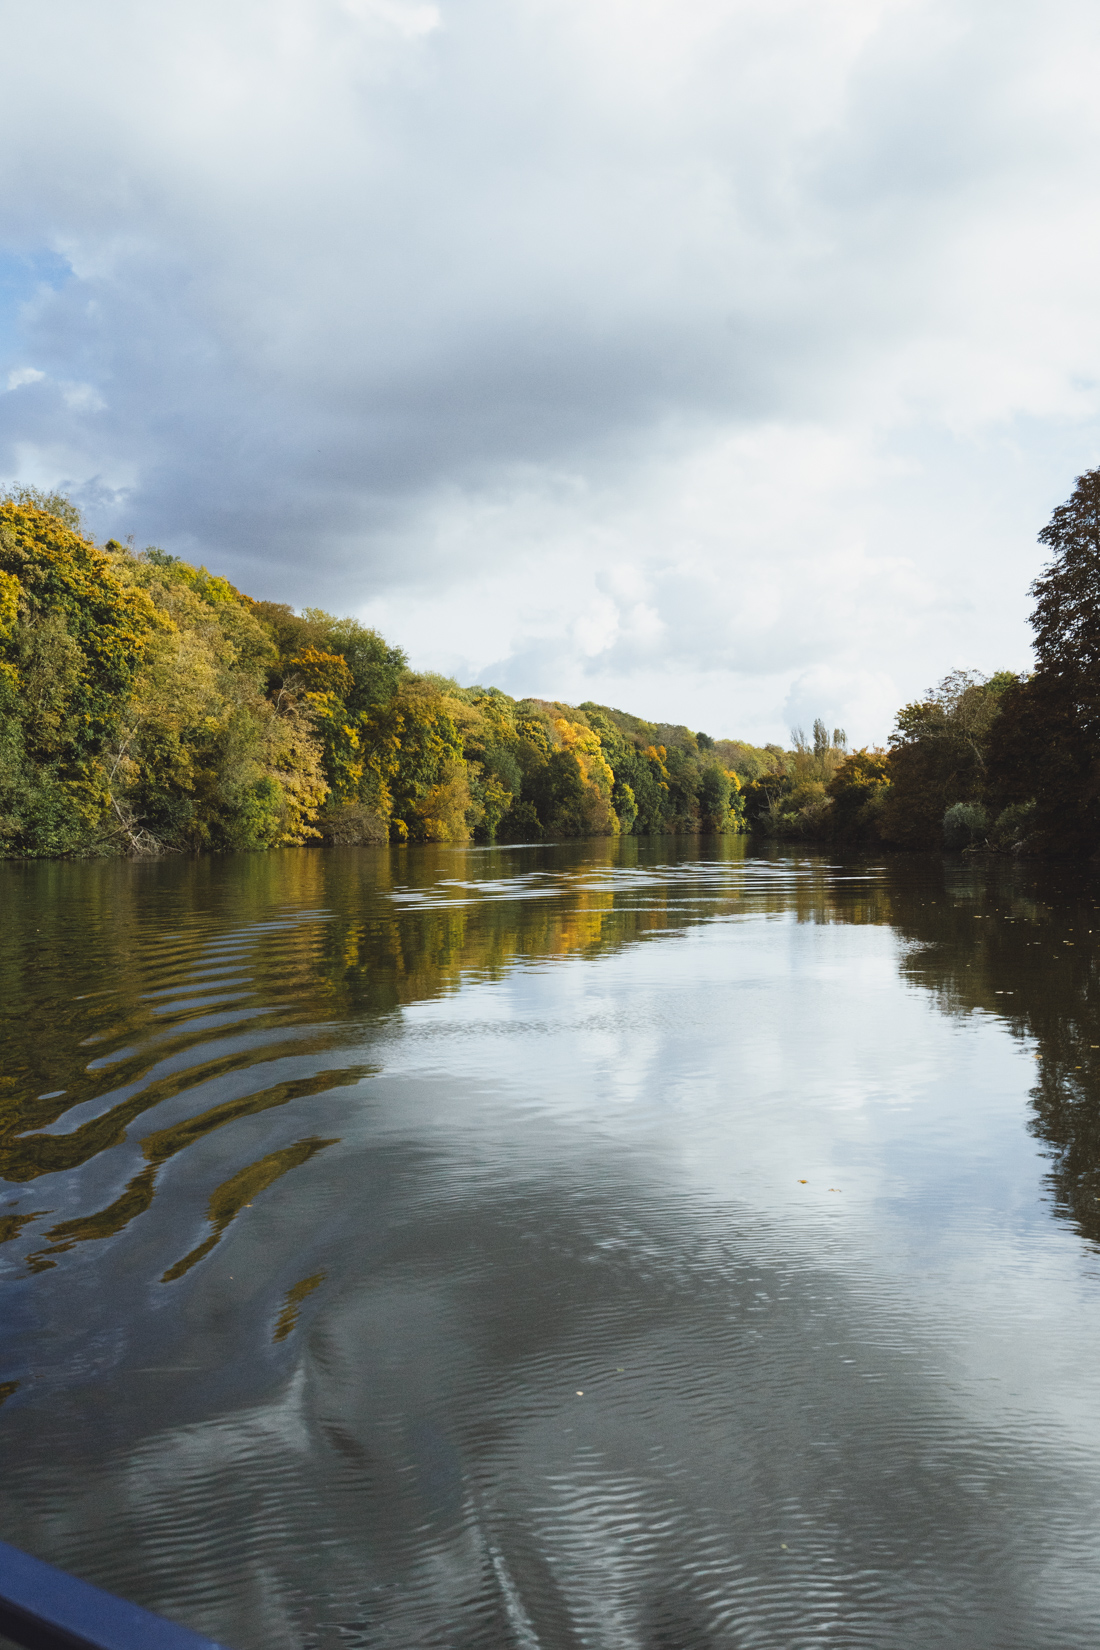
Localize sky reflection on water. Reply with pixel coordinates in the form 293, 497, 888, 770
2, 840, 1100, 1648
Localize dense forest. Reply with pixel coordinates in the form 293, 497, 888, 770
0, 492, 756, 856
2, 468, 1100, 859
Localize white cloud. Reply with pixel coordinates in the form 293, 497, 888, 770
0, 0, 1098, 739
60, 382, 106, 413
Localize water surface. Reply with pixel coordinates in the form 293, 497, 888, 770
2, 838, 1100, 1648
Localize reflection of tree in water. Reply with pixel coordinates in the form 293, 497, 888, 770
6, 844, 1100, 1645
1, 837, 778, 1271
7, 839, 1100, 1272
878, 856, 1100, 1247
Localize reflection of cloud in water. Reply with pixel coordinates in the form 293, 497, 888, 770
14, 1172, 1100, 1648
5, 845, 1100, 1645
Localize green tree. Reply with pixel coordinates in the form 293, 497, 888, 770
114, 549, 327, 851
881, 671, 1017, 849
3, 486, 83, 533
0, 496, 779, 858
827, 748, 891, 841
360, 679, 474, 842
698, 762, 732, 829
304, 612, 408, 711
0, 502, 160, 853
986, 468, 1100, 854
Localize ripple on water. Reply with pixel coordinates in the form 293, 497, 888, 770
2, 843, 1100, 1647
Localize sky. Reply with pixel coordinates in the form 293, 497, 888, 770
2, 0, 1100, 746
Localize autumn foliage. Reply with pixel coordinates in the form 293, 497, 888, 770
0, 498, 748, 856
10, 462, 1100, 860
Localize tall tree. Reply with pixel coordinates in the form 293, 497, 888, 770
987, 468, 1100, 854
1031, 467, 1100, 696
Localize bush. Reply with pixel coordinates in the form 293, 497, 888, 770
496, 799, 542, 841
988, 800, 1037, 852
314, 802, 389, 845
942, 801, 989, 851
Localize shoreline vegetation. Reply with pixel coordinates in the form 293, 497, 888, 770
2, 469, 1099, 860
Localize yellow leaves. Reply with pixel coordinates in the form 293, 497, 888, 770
552, 716, 588, 750
554, 716, 615, 800
129, 553, 274, 675
482, 774, 513, 814
516, 713, 553, 757
438, 688, 490, 750
290, 647, 354, 699
268, 716, 329, 845
638, 743, 671, 799
0, 564, 21, 697
132, 622, 222, 736
0, 503, 160, 755
303, 694, 366, 806
190, 571, 238, 607
0, 568, 19, 640
0, 506, 786, 857
408, 756, 476, 843
543, 715, 619, 834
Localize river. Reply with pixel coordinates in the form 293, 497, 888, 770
2, 838, 1100, 1648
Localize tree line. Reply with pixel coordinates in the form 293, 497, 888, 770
3, 467, 1100, 858
0, 493, 756, 856
749, 467, 1100, 855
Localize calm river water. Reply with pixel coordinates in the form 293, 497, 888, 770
2, 839, 1100, 1648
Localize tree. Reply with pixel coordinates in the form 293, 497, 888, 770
698, 762, 732, 829
1031, 468, 1100, 693
360, 679, 474, 842
116, 548, 327, 851
0, 496, 780, 858
880, 671, 1016, 849
0, 501, 160, 853
827, 748, 890, 841
2, 486, 83, 533
986, 468, 1100, 854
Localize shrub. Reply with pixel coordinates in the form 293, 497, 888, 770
942, 801, 989, 851
314, 802, 389, 845
988, 800, 1037, 852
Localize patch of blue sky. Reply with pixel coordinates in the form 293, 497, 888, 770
0, 249, 74, 375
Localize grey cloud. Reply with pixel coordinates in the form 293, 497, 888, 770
0, 0, 1098, 734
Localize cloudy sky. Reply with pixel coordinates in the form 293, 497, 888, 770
2, 0, 1099, 744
